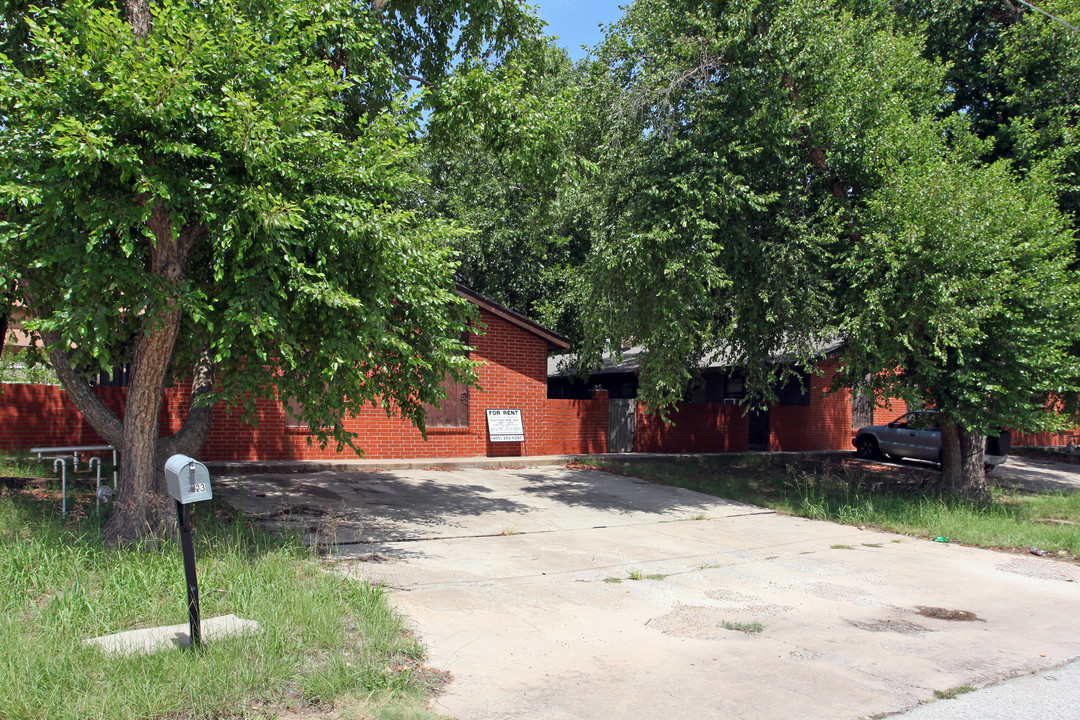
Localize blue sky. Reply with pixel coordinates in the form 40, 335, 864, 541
531, 1, 628, 60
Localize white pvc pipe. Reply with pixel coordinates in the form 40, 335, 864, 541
89, 457, 101, 509
53, 458, 67, 518
33, 445, 113, 467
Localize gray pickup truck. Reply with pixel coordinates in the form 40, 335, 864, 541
853, 411, 1010, 469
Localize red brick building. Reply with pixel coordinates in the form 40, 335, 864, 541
0, 288, 593, 460
547, 346, 910, 454
3, 293, 1076, 460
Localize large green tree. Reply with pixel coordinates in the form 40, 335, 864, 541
0, 0, 532, 542
835, 157, 1080, 497
576, 0, 1080, 497
577, 0, 944, 405
420, 37, 594, 337
893, 0, 1080, 223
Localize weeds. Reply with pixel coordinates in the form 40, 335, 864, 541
0, 480, 440, 720
722, 620, 764, 634
626, 570, 668, 581
934, 685, 976, 700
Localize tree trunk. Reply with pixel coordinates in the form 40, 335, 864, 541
125, 0, 152, 40
102, 310, 182, 541
100, 203, 201, 544
938, 415, 989, 501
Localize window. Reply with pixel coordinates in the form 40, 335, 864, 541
724, 376, 745, 399
283, 396, 307, 430
851, 391, 873, 429
424, 332, 471, 429
775, 371, 811, 406
424, 376, 470, 428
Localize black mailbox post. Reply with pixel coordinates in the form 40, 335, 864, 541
164, 454, 212, 648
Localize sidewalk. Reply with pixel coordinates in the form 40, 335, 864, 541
885, 659, 1080, 719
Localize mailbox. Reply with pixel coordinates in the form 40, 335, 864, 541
164, 454, 212, 504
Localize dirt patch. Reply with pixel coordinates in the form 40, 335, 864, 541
647, 603, 765, 640
257, 504, 332, 519
0, 476, 49, 490
789, 456, 939, 496
916, 606, 981, 621
850, 618, 932, 634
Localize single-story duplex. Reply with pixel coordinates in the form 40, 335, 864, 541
547, 343, 909, 454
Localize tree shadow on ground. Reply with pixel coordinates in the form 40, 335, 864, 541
214, 469, 533, 544
511, 467, 734, 514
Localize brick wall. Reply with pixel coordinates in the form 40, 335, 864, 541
0, 382, 125, 452
635, 402, 748, 453
770, 359, 854, 451
545, 390, 609, 455
0, 309, 601, 461
197, 309, 556, 460
1011, 429, 1080, 447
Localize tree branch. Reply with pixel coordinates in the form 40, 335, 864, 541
157, 347, 216, 459
36, 327, 125, 447
125, 0, 151, 40
403, 74, 437, 88
177, 220, 207, 258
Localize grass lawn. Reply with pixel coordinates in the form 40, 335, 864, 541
581, 454, 1080, 558
0, 456, 447, 720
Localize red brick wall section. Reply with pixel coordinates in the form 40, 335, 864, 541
198, 309, 555, 460
0, 383, 126, 452
635, 402, 749, 453
769, 359, 854, 451
872, 401, 908, 426
1011, 429, 1080, 447
545, 390, 609, 455
0, 346, 933, 461
0, 309, 568, 461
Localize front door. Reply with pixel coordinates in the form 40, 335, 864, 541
608, 398, 637, 453
748, 409, 769, 451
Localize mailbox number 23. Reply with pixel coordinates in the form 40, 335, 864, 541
190, 483, 206, 494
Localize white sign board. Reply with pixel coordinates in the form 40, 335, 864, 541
486, 409, 525, 442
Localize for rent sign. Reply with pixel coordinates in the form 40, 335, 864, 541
486, 409, 524, 442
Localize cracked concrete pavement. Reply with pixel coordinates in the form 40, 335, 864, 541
215, 463, 1080, 720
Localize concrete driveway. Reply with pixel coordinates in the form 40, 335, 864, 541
215, 464, 1080, 720
993, 455, 1080, 493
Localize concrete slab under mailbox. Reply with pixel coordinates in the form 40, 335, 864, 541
86, 614, 260, 656
214, 464, 1080, 720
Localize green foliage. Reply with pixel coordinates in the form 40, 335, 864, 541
422, 37, 594, 336
0, 339, 59, 384
0, 0, 497, 448
558, 0, 1080, 457
893, 0, 1080, 222
837, 156, 1080, 434
576, 0, 953, 412
0, 490, 437, 719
